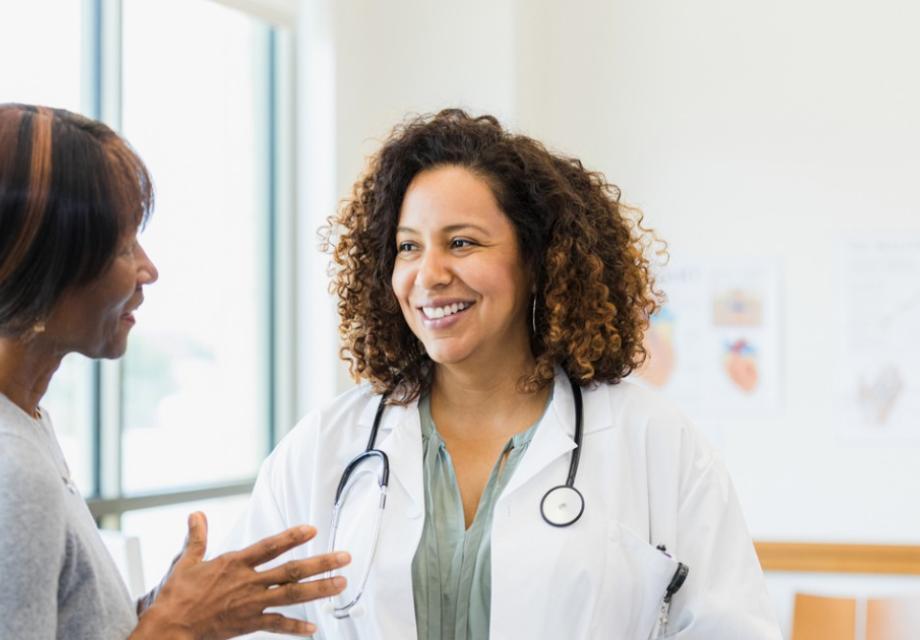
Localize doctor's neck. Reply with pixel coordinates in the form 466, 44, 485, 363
430, 349, 550, 438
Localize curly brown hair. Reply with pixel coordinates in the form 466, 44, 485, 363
322, 109, 665, 403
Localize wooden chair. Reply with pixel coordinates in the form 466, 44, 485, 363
867, 597, 920, 640
792, 593, 920, 640
791, 593, 856, 640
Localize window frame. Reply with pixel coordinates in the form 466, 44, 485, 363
74, 0, 296, 528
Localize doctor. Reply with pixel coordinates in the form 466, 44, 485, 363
224, 109, 781, 639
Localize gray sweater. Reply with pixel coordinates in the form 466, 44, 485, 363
0, 393, 137, 639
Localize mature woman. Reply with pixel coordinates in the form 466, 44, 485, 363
0, 104, 349, 639
223, 109, 781, 638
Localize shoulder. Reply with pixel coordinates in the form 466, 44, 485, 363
260, 383, 380, 475
281, 383, 378, 449
0, 433, 66, 542
585, 379, 718, 479
243, 383, 384, 531
0, 432, 61, 496
586, 378, 694, 437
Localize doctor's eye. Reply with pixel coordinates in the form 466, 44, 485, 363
397, 241, 418, 253
449, 238, 477, 250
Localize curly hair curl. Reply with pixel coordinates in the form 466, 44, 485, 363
322, 109, 665, 403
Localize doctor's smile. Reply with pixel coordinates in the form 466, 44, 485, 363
419, 299, 474, 321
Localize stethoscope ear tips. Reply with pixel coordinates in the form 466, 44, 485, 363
540, 485, 585, 527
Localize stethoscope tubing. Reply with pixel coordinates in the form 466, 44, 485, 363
352, 375, 585, 527
330, 376, 689, 623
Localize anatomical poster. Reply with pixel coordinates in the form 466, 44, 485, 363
833, 234, 920, 442
633, 257, 783, 422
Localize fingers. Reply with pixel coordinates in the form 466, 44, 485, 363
260, 575, 347, 608
257, 552, 351, 586
253, 613, 316, 637
239, 525, 317, 567
177, 511, 208, 565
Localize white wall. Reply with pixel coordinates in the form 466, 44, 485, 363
514, 0, 920, 544
332, 0, 516, 194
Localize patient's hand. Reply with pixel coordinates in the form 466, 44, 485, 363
130, 512, 349, 639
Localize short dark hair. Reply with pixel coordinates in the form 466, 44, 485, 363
323, 108, 665, 403
0, 104, 153, 335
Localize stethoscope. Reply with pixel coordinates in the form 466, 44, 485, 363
325, 376, 586, 618
366, 375, 584, 526
327, 377, 689, 629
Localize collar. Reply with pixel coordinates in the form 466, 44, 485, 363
353, 367, 617, 509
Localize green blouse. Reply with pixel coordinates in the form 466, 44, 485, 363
410, 394, 546, 640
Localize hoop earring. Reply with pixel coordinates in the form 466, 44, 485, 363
531, 296, 538, 335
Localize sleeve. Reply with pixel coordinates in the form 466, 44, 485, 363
664, 454, 782, 639
0, 435, 67, 639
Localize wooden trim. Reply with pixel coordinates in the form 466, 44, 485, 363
755, 541, 920, 575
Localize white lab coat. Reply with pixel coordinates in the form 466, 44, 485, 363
221, 370, 781, 639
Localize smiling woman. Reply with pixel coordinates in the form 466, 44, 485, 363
221, 109, 783, 639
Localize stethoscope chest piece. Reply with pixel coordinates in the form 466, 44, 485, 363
540, 484, 585, 527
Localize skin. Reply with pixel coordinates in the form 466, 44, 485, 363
392, 165, 550, 528
0, 230, 350, 638
0, 231, 159, 416
131, 516, 346, 639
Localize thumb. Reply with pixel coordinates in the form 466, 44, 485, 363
180, 511, 208, 564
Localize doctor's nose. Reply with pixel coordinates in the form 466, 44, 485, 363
416, 250, 452, 290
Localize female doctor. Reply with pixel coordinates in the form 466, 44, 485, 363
224, 110, 781, 639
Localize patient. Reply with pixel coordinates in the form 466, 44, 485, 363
0, 103, 348, 639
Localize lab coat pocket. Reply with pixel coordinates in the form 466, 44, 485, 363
596, 521, 679, 639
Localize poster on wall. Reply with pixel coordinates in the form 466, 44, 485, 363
632, 257, 783, 433
834, 234, 920, 442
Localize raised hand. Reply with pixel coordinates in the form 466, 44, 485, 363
130, 512, 348, 639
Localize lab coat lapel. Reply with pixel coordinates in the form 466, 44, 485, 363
499, 370, 578, 501
367, 397, 424, 512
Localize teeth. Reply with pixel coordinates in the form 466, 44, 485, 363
422, 302, 470, 319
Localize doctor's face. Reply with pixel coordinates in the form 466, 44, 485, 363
391, 165, 533, 369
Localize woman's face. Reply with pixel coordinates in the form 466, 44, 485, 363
391, 165, 532, 369
44, 231, 158, 359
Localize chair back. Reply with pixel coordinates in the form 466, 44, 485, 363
867, 597, 920, 640
792, 593, 857, 640
792, 592, 920, 640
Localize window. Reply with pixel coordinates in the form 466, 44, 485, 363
120, 0, 270, 494
0, 0, 83, 112
121, 494, 252, 593
0, 0, 295, 587
0, 0, 94, 494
